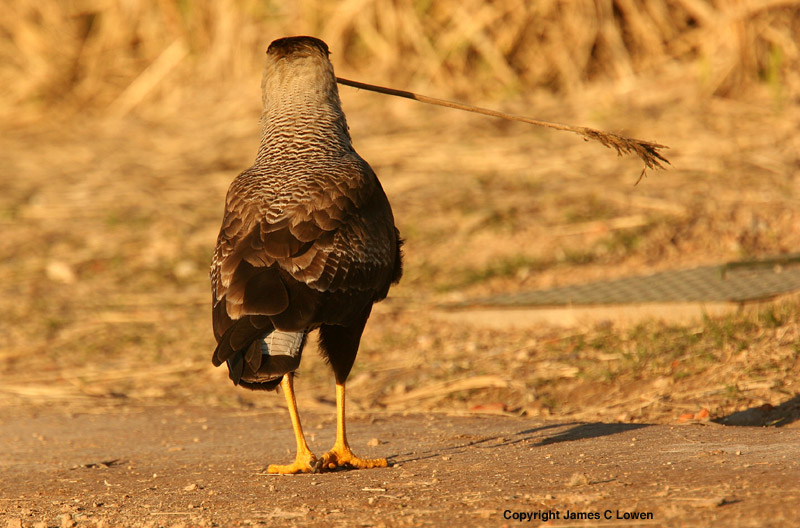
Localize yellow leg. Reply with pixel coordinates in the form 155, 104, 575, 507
315, 382, 388, 472
267, 373, 317, 474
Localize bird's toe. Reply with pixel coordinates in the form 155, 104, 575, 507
314, 447, 387, 472
265, 451, 317, 474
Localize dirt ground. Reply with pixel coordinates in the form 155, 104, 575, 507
2, 22, 800, 526
2, 404, 799, 528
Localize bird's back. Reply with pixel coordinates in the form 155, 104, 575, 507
210, 37, 402, 390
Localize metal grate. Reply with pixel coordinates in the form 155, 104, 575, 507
454, 256, 800, 308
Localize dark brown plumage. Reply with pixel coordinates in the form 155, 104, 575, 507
210, 36, 402, 473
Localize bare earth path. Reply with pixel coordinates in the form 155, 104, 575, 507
1, 53, 798, 528
1, 406, 798, 527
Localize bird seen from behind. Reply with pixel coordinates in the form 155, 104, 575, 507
210, 36, 402, 473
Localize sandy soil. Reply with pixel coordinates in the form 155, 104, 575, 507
2, 405, 799, 527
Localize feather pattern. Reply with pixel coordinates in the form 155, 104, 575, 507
210, 36, 402, 390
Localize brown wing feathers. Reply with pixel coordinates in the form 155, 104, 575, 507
210, 36, 402, 390
211, 184, 397, 375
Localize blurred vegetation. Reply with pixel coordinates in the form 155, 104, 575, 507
1, 1, 798, 424
1, 0, 799, 120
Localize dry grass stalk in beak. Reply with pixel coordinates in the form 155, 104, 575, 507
336, 77, 670, 184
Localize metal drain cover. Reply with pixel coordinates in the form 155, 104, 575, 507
453, 256, 800, 308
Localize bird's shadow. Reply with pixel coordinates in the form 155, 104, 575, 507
529, 421, 650, 446
388, 420, 651, 465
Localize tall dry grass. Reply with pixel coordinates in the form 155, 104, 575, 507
1, 0, 799, 120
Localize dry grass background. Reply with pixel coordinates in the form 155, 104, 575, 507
2, 0, 800, 116
1, 0, 799, 425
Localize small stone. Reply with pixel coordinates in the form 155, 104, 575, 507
173, 260, 198, 279
46, 261, 76, 284
567, 472, 589, 487
58, 514, 76, 528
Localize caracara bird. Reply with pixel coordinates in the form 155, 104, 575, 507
210, 36, 402, 473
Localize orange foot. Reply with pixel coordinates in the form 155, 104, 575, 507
266, 450, 318, 474
314, 444, 388, 472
